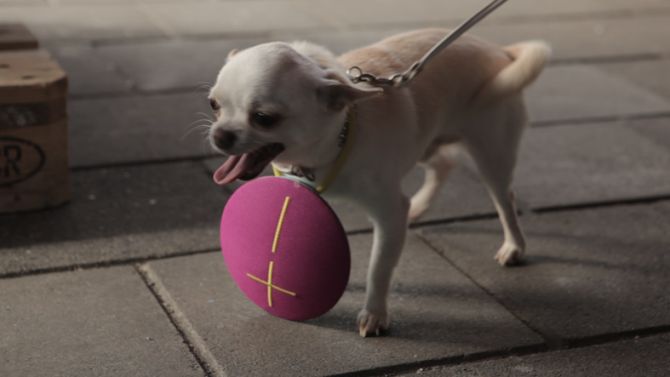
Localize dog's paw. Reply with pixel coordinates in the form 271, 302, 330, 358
357, 309, 390, 337
408, 198, 429, 223
495, 243, 525, 266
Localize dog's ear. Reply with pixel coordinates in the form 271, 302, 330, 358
316, 70, 383, 111
226, 49, 239, 63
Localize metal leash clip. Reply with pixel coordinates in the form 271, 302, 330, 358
347, 61, 422, 87
346, 0, 508, 88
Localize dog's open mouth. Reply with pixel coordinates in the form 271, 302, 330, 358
213, 143, 285, 185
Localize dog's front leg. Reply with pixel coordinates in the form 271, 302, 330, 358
357, 189, 409, 337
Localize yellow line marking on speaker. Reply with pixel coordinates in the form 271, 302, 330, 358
267, 261, 274, 307
271, 196, 291, 253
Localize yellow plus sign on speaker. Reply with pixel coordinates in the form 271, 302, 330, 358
246, 261, 296, 307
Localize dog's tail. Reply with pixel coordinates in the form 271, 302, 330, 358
479, 41, 551, 98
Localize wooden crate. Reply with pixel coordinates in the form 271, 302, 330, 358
0, 23, 38, 51
0, 49, 70, 213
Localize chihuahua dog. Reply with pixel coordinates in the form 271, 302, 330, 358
208, 28, 550, 337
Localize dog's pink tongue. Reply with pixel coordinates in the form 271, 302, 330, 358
213, 154, 251, 185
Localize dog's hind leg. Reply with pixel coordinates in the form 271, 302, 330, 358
463, 102, 527, 266
408, 145, 455, 222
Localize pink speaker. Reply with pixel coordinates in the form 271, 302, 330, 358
220, 176, 350, 321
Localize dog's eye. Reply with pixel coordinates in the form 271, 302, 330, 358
250, 111, 281, 129
209, 98, 220, 111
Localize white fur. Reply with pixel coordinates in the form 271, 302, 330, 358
209, 30, 550, 337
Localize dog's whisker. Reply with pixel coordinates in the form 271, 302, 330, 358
183, 124, 212, 135
194, 82, 214, 94
188, 119, 212, 127
189, 123, 213, 130
195, 112, 214, 122
186, 117, 214, 128
182, 120, 214, 140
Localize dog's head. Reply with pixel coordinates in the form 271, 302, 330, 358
208, 42, 381, 185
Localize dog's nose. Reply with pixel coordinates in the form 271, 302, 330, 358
213, 128, 237, 151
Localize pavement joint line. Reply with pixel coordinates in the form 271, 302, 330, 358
563, 324, 670, 350
67, 90, 141, 100
474, 7, 670, 25
550, 53, 667, 66
88, 30, 272, 48
326, 344, 549, 377
531, 111, 670, 128
136, 263, 226, 377
414, 233, 560, 347
68, 85, 211, 101
409, 212, 500, 230
70, 154, 216, 172
0, 248, 220, 281
340, 323, 670, 377
530, 193, 670, 215
345, 212, 504, 236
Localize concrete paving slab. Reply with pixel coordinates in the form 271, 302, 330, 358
419, 202, 670, 341
95, 38, 263, 92
0, 161, 221, 276
238, 7, 670, 65
600, 59, 670, 100
146, 234, 543, 376
56, 0, 209, 3
48, 44, 134, 96
302, 0, 478, 30
476, 15, 670, 62
0, 266, 202, 377
0, 0, 44, 4
410, 334, 670, 376
492, 0, 670, 20
140, 1, 333, 37
513, 121, 670, 209
306, 0, 670, 30
526, 64, 670, 124
627, 117, 670, 150
0, 4, 165, 41
202, 157, 496, 233
402, 164, 498, 225
69, 92, 212, 167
